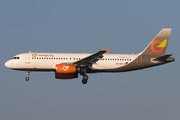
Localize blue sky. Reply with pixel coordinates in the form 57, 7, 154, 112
0, 0, 180, 120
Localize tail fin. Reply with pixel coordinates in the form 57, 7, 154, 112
141, 28, 172, 56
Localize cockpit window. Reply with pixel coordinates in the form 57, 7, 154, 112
12, 57, 20, 59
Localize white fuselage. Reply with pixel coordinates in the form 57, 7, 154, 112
5, 53, 139, 72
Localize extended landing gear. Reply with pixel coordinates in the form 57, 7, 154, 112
80, 68, 89, 84
25, 70, 30, 81
25, 77, 29, 81
82, 75, 89, 84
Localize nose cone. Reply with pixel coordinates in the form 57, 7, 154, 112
5, 61, 10, 68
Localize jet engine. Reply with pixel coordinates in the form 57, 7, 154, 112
56, 64, 79, 73
55, 64, 79, 79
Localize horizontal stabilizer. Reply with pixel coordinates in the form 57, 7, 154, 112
153, 54, 172, 62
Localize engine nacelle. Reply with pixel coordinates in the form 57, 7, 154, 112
56, 64, 79, 74
55, 73, 78, 79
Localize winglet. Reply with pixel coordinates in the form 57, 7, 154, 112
105, 48, 110, 53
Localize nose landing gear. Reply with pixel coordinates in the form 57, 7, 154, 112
25, 70, 30, 81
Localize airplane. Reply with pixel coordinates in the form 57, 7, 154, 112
5, 28, 175, 84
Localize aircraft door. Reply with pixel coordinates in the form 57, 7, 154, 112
137, 56, 142, 65
25, 54, 30, 63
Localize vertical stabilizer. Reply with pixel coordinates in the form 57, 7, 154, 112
141, 28, 172, 56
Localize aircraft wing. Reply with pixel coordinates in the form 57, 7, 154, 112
73, 48, 110, 67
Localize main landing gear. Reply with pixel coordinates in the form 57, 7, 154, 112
25, 70, 30, 81
80, 68, 89, 84
82, 75, 89, 84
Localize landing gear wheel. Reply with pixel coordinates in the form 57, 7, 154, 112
83, 75, 88, 80
82, 79, 88, 84
82, 75, 88, 84
25, 77, 29, 81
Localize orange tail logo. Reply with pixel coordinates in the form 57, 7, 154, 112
151, 39, 167, 53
